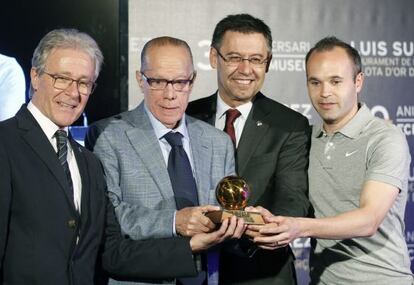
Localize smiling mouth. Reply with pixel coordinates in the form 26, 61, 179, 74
233, 78, 254, 85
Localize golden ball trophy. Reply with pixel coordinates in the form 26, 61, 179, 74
206, 175, 264, 224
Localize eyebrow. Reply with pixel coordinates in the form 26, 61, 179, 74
53, 71, 92, 81
307, 75, 344, 81
145, 74, 193, 80
225, 51, 266, 57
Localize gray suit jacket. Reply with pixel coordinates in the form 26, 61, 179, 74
92, 102, 235, 284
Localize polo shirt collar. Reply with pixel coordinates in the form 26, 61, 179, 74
313, 103, 372, 139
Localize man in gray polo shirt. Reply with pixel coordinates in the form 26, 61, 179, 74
245, 36, 413, 284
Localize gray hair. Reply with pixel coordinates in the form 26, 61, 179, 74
32, 28, 103, 80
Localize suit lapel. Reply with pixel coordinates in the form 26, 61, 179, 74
204, 96, 217, 126
187, 118, 212, 205
17, 107, 77, 211
71, 139, 89, 222
189, 93, 217, 125
236, 94, 271, 203
125, 104, 174, 200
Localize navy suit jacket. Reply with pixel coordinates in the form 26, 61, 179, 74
0, 105, 106, 285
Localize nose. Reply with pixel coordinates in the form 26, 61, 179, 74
164, 82, 177, 100
320, 83, 332, 98
237, 59, 253, 75
65, 81, 81, 98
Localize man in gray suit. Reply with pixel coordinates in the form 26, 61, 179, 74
90, 36, 244, 285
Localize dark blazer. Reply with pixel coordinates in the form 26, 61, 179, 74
187, 92, 311, 285
102, 198, 197, 283
0, 105, 106, 285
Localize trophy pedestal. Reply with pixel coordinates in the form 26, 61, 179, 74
206, 209, 264, 225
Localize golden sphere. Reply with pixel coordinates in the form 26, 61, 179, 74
215, 175, 250, 210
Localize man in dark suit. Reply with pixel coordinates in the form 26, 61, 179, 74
0, 28, 106, 285
186, 14, 311, 285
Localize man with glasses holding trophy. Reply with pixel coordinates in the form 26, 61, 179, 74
90, 36, 245, 285
187, 14, 311, 285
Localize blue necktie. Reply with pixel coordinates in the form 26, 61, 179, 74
164, 131, 209, 285
164, 131, 199, 209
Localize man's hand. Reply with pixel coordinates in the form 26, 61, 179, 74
176, 205, 220, 237
252, 215, 301, 250
243, 206, 297, 250
189, 216, 246, 252
243, 206, 273, 240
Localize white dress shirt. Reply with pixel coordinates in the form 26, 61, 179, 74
27, 101, 82, 212
215, 92, 253, 147
144, 104, 194, 170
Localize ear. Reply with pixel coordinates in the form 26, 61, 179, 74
209, 47, 218, 69
136, 71, 145, 91
30, 67, 40, 91
188, 71, 197, 92
355, 72, 364, 93
190, 71, 197, 86
265, 54, 272, 73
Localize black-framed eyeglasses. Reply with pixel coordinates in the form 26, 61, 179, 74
141, 72, 195, 91
215, 48, 269, 67
43, 71, 97, 96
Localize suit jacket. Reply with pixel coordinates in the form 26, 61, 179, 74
187, 92, 311, 285
91, 102, 235, 285
0, 105, 106, 285
101, 197, 197, 283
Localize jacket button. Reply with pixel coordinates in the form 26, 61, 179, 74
68, 219, 76, 229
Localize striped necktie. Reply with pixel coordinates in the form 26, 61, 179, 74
55, 130, 74, 198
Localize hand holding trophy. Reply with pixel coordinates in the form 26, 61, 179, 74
206, 176, 264, 224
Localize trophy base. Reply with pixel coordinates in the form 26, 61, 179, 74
206, 209, 264, 225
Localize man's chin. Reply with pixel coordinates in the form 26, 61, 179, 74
54, 116, 79, 128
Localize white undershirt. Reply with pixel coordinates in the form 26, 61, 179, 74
27, 101, 82, 212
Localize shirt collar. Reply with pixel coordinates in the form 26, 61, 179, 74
216, 91, 253, 120
144, 103, 189, 140
27, 101, 68, 140
313, 103, 372, 139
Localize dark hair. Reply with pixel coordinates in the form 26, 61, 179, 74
305, 36, 362, 79
140, 36, 194, 71
211, 14, 272, 52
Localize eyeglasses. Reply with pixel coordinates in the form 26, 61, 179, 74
215, 48, 269, 67
43, 71, 96, 96
141, 72, 195, 91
